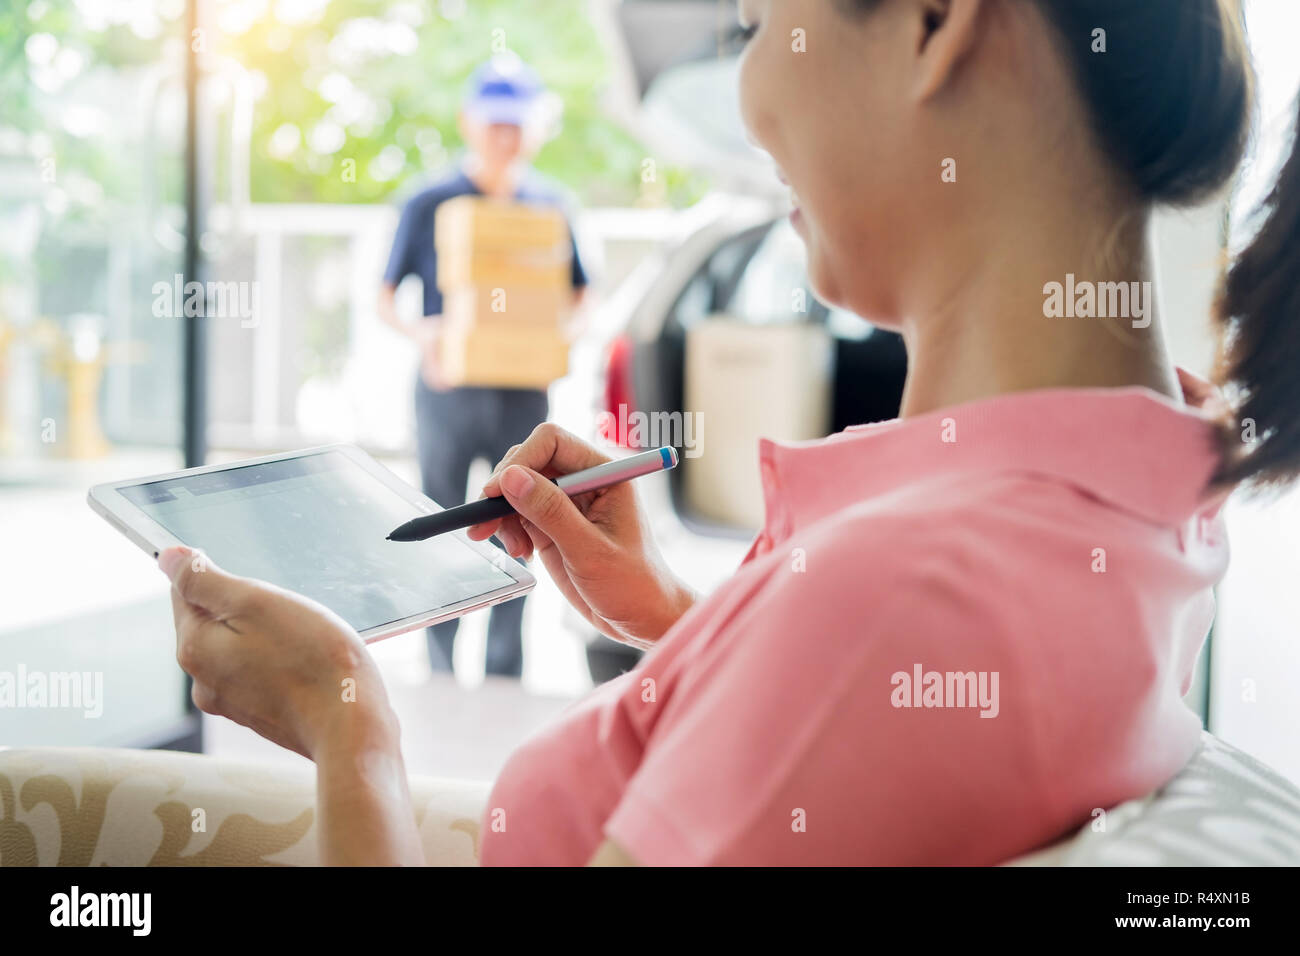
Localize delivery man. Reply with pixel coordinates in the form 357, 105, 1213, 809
378, 54, 588, 678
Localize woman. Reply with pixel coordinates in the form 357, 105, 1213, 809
160, 0, 1300, 865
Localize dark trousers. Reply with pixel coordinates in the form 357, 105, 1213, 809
414, 378, 549, 678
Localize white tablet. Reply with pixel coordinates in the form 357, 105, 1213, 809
88, 444, 534, 643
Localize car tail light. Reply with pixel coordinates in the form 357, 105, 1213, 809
601, 334, 636, 446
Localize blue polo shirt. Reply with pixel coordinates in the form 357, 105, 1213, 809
383, 166, 588, 316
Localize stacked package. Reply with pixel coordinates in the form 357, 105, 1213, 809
433, 196, 573, 388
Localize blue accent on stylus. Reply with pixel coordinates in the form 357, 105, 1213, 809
660, 447, 673, 469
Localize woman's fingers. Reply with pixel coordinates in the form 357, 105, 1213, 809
503, 517, 534, 558
473, 513, 525, 555
534, 541, 594, 620
470, 425, 608, 542
480, 424, 610, 500
471, 425, 610, 544
190, 680, 225, 718
496, 464, 610, 562
466, 517, 502, 540
169, 581, 237, 687
159, 546, 246, 617
161, 546, 242, 682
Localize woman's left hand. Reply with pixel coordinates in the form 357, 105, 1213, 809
158, 546, 395, 760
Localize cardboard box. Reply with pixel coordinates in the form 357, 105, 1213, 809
437, 248, 571, 291
682, 317, 832, 529
435, 196, 572, 291
441, 284, 571, 329
432, 197, 574, 386
435, 195, 570, 250
436, 323, 570, 389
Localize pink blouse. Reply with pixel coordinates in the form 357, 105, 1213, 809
480, 381, 1228, 865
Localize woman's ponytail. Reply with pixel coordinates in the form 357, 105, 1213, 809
1213, 97, 1300, 490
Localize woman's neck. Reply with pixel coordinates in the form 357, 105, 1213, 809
895, 204, 1181, 418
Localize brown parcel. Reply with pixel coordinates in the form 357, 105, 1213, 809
434, 195, 570, 250
436, 323, 569, 389
437, 247, 571, 290
441, 284, 572, 329
432, 196, 574, 387
435, 196, 572, 289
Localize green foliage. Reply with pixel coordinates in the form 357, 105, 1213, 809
1, 0, 708, 210
233, 0, 658, 203
1, 2, 178, 232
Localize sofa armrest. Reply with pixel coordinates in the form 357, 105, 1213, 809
1004, 732, 1300, 866
0, 747, 488, 866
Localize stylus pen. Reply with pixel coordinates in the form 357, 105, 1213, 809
386, 446, 680, 542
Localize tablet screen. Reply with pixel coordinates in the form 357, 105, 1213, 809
118, 450, 516, 633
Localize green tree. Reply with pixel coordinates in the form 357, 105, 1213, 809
220, 0, 703, 205
1, 0, 706, 213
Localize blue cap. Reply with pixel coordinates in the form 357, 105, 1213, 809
463, 54, 542, 127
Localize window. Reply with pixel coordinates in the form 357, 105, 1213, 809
0, 1, 192, 748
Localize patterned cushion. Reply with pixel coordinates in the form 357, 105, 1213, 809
3, 732, 1297, 865
1007, 732, 1300, 866
0, 747, 487, 866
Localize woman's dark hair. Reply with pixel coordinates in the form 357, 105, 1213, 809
1213, 99, 1300, 489
840, 0, 1300, 489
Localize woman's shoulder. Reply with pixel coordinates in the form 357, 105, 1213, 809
790, 466, 1123, 578
735, 467, 1177, 663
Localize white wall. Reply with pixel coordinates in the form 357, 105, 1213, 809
1152, 206, 1225, 377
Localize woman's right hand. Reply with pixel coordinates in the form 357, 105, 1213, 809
468, 424, 696, 648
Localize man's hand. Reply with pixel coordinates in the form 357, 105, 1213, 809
413, 316, 450, 391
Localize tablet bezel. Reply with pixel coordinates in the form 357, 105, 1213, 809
87, 443, 535, 643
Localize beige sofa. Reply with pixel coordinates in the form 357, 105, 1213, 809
2, 731, 1297, 865
0, 747, 487, 866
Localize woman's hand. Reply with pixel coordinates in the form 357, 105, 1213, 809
158, 546, 396, 760
159, 547, 423, 865
468, 424, 697, 648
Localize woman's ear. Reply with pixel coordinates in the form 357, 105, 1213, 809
911, 0, 986, 102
